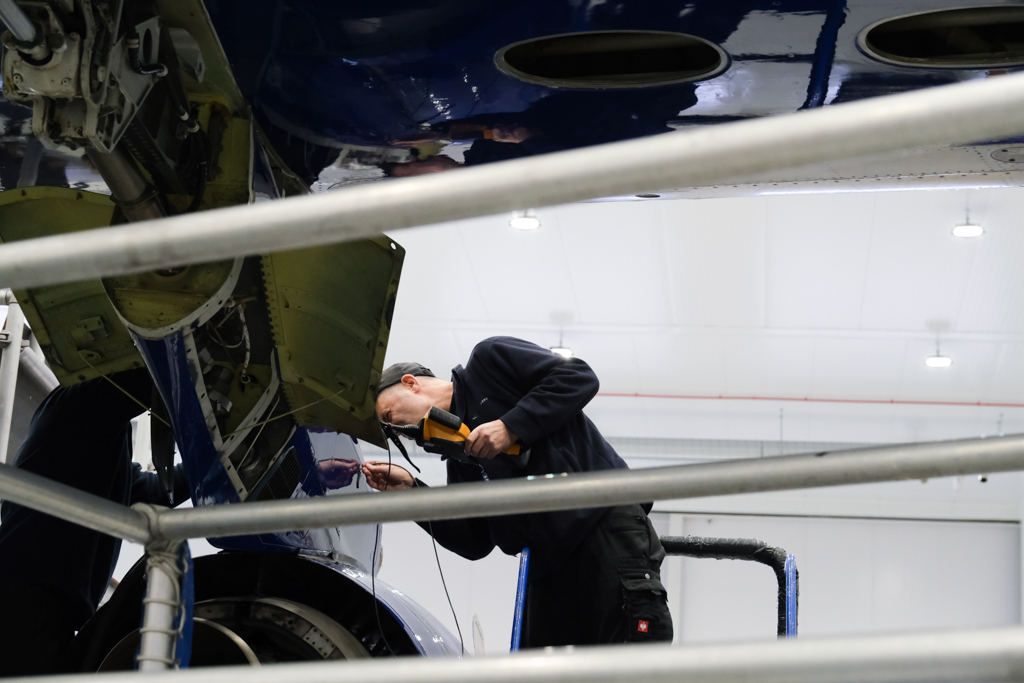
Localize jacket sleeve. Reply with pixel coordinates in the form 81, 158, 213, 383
412, 479, 495, 560
479, 337, 600, 446
130, 463, 191, 507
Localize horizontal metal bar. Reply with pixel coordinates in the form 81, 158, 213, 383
156, 433, 1024, 540
14, 626, 1024, 683
5, 73, 1024, 289
0, 462, 151, 544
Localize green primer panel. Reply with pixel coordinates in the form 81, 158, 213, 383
262, 236, 403, 447
0, 187, 144, 385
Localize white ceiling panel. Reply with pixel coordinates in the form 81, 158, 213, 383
455, 212, 579, 324
807, 337, 908, 399
552, 203, 673, 327
952, 195, 1024, 334
723, 333, 816, 395
764, 193, 874, 329
660, 198, 767, 328
858, 192, 981, 331
632, 330, 729, 395
986, 343, 1024, 404
388, 223, 490, 322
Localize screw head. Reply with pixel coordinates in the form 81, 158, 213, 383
60, 77, 72, 86
11, 73, 22, 83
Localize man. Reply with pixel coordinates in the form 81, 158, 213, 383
363, 336, 672, 647
0, 369, 188, 677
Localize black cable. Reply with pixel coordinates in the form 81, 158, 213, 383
371, 438, 464, 656
421, 502, 464, 656
369, 445, 397, 657
126, 34, 168, 77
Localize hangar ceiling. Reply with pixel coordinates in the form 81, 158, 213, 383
382, 186, 1024, 447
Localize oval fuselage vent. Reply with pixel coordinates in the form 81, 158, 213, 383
495, 31, 727, 89
861, 6, 1024, 68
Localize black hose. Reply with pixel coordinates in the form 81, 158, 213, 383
187, 132, 207, 213
660, 535, 797, 637
126, 34, 168, 77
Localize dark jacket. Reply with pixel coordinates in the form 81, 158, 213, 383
416, 336, 628, 578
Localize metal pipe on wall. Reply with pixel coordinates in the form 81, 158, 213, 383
155, 433, 1024, 541
4, 72, 1024, 289
0, 299, 26, 464
12, 625, 1024, 683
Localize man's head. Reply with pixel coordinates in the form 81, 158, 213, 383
376, 362, 453, 426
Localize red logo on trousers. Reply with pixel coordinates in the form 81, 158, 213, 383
637, 620, 649, 633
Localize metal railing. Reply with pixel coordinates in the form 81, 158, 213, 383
12, 625, 1024, 683
0, 289, 24, 464
2, 73, 1024, 290
2, 432, 1024, 545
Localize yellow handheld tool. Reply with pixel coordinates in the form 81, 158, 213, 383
421, 406, 522, 456
385, 406, 521, 459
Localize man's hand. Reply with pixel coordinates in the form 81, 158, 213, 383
362, 462, 414, 491
465, 420, 518, 460
317, 458, 359, 489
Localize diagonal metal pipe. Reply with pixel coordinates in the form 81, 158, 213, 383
0, 0, 37, 43
4, 72, 1024, 289
154, 433, 1024, 541
12, 626, 1024, 683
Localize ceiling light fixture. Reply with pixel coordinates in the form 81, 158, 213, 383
952, 224, 984, 238
550, 330, 572, 358
925, 336, 952, 368
510, 209, 540, 230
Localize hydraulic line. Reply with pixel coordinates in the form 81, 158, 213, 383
86, 147, 167, 222
0, 0, 37, 44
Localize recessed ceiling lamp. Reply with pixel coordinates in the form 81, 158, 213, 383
510, 209, 540, 230
952, 224, 984, 238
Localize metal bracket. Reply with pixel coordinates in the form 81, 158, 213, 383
0, 0, 166, 153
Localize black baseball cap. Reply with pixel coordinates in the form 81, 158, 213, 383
377, 362, 435, 396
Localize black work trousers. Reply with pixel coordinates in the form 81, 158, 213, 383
522, 504, 673, 648
0, 370, 151, 678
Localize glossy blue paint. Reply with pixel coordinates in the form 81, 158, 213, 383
201, 0, 1024, 183
134, 330, 382, 566
2, 0, 1020, 189
324, 560, 463, 656
801, 0, 848, 108
135, 333, 238, 507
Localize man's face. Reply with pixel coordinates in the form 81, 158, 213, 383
375, 378, 433, 427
